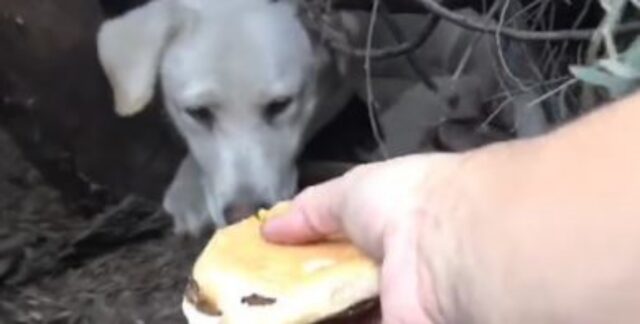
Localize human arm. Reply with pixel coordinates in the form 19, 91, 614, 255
263, 91, 640, 323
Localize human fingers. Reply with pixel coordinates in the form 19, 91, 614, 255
261, 175, 348, 244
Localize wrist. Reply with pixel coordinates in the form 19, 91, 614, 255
414, 139, 542, 322
410, 149, 497, 323
415, 91, 640, 323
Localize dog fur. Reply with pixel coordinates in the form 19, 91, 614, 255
97, 0, 362, 234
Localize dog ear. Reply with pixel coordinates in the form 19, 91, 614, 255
97, 0, 179, 117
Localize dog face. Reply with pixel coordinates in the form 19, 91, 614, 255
161, 1, 318, 224
97, 0, 357, 228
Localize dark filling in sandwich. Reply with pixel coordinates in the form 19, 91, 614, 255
184, 277, 222, 316
241, 293, 277, 306
316, 298, 381, 324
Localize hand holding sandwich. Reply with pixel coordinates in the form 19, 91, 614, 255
262, 91, 640, 324
264, 154, 454, 323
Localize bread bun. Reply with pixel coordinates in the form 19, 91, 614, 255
182, 202, 380, 324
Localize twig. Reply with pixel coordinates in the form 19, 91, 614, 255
331, 0, 472, 13
481, 98, 514, 130
364, 0, 389, 159
524, 78, 579, 110
485, 49, 514, 127
504, 0, 545, 26
484, 78, 579, 132
485, 76, 572, 102
496, 0, 528, 90
554, 0, 595, 76
379, 4, 439, 90
574, 0, 596, 40
541, 0, 557, 74
497, 0, 546, 83
516, 33, 565, 124
531, 0, 552, 30
452, 0, 503, 80
319, 9, 440, 60
306, 0, 639, 60
480, 0, 488, 13
491, 43, 513, 99
415, 0, 640, 41
541, 45, 561, 78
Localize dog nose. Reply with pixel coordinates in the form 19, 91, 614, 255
223, 202, 269, 224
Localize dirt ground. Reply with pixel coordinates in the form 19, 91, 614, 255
0, 128, 210, 324
0, 116, 390, 324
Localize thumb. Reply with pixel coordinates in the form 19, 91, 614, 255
261, 176, 348, 244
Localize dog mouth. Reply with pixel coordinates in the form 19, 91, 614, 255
199, 162, 299, 227
223, 202, 270, 224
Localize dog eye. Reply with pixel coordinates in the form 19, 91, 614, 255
186, 106, 215, 128
264, 97, 293, 121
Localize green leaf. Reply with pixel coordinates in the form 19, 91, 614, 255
621, 36, 640, 69
570, 65, 637, 97
599, 58, 640, 79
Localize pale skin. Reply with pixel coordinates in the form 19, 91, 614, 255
261, 90, 640, 323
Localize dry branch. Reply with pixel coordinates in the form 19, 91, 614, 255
330, 0, 640, 42
332, 0, 473, 13
419, 0, 640, 41
309, 12, 440, 60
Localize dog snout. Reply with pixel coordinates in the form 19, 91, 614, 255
223, 201, 269, 224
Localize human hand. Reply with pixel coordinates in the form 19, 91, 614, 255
261, 153, 468, 324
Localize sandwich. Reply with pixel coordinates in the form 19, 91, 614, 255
181, 202, 380, 324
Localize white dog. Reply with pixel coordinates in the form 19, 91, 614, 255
97, 0, 362, 234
